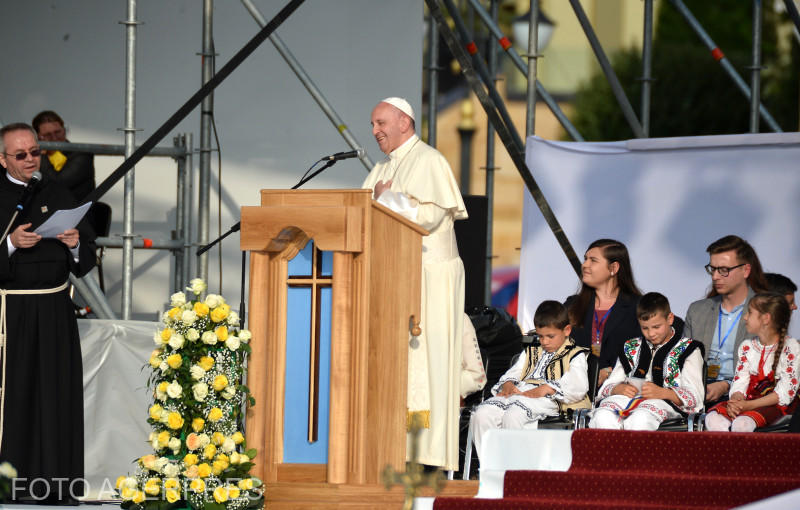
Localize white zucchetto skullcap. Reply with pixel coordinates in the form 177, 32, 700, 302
380, 97, 415, 122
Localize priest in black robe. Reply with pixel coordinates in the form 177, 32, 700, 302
0, 123, 96, 504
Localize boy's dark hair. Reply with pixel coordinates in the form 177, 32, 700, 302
534, 300, 570, 330
636, 292, 671, 321
765, 272, 797, 295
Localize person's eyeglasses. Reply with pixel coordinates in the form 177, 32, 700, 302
704, 263, 746, 277
4, 148, 42, 161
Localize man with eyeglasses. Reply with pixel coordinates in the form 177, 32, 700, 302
684, 235, 769, 404
0, 122, 96, 504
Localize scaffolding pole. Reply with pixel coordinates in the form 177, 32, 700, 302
483, 0, 498, 305
465, 0, 584, 141
121, 0, 139, 319
198, 0, 214, 287
427, 15, 440, 147
569, 0, 645, 138
525, 0, 539, 138
641, 0, 654, 137
183, 133, 194, 287
668, 0, 782, 132
240, 0, 374, 171
750, 0, 763, 133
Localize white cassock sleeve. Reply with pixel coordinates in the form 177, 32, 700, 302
376, 190, 448, 232
547, 352, 589, 404
460, 314, 486, 398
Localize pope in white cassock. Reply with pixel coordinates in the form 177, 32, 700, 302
362, 97, 468, 470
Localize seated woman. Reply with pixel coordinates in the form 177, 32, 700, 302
565, 239, 642, 385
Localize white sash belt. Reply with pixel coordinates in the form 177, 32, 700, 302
0, 280, 70, 451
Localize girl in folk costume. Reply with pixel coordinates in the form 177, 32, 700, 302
705, 292, 800, 432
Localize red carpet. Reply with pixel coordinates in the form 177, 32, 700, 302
435, 429, 800, 510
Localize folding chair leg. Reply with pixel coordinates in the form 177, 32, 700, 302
462, 415, 475, 480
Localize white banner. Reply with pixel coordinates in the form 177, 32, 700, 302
519, 133, 800, 338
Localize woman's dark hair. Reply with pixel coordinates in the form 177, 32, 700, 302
568, 239, 642, 328
32, 110, 64, 133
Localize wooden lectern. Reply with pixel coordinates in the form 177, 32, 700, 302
241, 189, 426, 488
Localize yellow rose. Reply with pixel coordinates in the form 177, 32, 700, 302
160, 328, 174, 341
197, 463, 212, 478
184, 464, 199, 479
120, 487, 136, 500
210, 306, 229, 323
157, 430, 170, 447
211, 431, 225, 446
140, 454, 157, 470
215, 325, 229, 341
213, 486, 229, 503
164, 478, 179, 489
203, 444, 217, 460
149, 349, 162, 368
208, 407, 224, 422
231, 431, 244, 444
212, 460, 225, 475
199, 356, 215, 372
157, 381, 169, 394
228, 486, 241, 499
168, 307, 181, 319
216, 453, 229, 464
165, 488, 180, 503
230, 452, 240, 464
167, 412, 184, 430
144, 478, 161, 496
192, 417, 205, 432
212, 374, 228, 392
149, 404, 163, 421
190, 478, 206, 493
166, 353, 182, 369
115, 476, 126, 489
193, 302, 210, 317
238, 478, 254, 491
132, 490, 145, 504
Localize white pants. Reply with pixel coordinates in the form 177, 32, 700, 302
589, 395, 680, 431
470, 395, 558, 459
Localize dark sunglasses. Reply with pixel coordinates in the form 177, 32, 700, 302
4, 148, 42, 161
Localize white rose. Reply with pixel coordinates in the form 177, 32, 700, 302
154, 457, 169, 472
201, 331, 218, 345
159, 409, 170, 424
239, 329, 252, 342
151, 436, 160, 450
193, 382, 209, 402
161, 311, 172, 324
190, 365, 206, 380
222, 385, 237, 400
168, 333, 185, 350
0, 461, 17, 479
225, 336, 241, 351
168, 437, 181, 453
227, 311, 240, 327
186, 328, 200, 341
170, 291, 187, 307
207, 294, 226, 308
122, 476, 138, 489
163, 462, 180, 478
221, 437, 236, 454
167, 381, 183, 399
238, 453, 249, 464
187, 278, 207, 295
229, 452, 240, 465
155, 387, 167, 402
181, 310, 197, 326
159, 361, 169, 373
198, 434, 211, 448
153, 332, 164, 346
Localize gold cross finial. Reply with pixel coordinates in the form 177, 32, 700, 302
381, 414, 445, 510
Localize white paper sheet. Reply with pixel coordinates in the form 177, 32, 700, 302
34, 201, 92, 238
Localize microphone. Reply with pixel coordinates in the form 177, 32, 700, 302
15, 171, 42, 212
323, 148, 364, 161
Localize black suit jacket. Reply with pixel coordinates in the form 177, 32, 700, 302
566, 292, 642, 371
39, 149, 95, 202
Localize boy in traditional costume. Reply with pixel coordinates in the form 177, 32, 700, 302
590, 292, 705, 430
470, 300, 590, 459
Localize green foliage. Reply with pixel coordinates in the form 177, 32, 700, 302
567, 1, 798, 141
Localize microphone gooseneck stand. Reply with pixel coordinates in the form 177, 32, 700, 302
195, 154, 350, 328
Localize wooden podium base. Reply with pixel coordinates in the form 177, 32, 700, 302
264, 480, 479, 509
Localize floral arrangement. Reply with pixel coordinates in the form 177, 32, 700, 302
116, 278, 262, 510
0, 461, 17, 502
